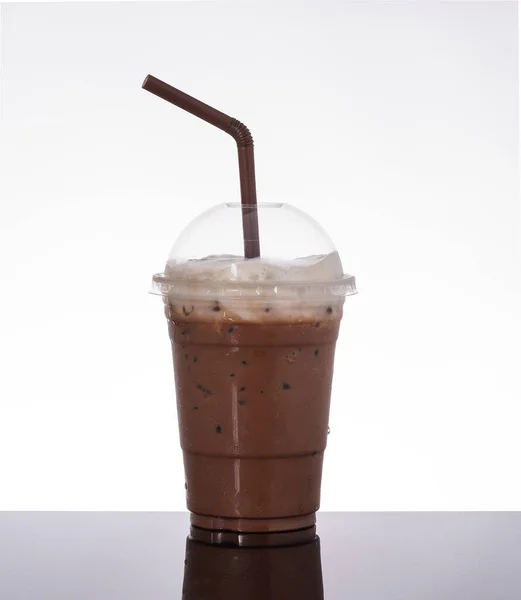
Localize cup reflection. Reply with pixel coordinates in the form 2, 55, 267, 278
182, 525, 324, 600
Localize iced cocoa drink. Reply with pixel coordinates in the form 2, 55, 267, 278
143, 69, 356, 534
170, 314, 338, 531
153, 233, 356, 533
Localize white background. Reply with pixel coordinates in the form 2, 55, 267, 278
0, 1, 519, 510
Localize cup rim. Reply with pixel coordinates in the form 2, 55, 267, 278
149, 273, 357, 297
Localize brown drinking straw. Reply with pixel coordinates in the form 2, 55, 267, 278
142, 75, 260, 259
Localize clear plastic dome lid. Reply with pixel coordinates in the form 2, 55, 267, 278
151, 202, 357, 298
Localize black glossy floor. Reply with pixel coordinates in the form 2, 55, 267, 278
0, 513, 519, 599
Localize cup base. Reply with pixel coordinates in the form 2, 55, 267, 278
189, 523, 317, 547
190, 511, 316, 533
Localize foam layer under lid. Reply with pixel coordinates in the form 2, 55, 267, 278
151, 202, 357, 311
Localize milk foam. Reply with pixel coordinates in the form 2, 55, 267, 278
158, 252, 350, 323
164, 251, 344, 283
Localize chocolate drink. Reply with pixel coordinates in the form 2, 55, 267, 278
143, 79, 357, 532
159, 246, 350, 533
151, 202, 357, 532
167, 300, 341, 532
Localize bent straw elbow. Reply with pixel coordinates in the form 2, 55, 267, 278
227, 119, 254, 147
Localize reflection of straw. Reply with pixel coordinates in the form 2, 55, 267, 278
142, 75, 260, 259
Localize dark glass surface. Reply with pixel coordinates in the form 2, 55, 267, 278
0, 512, 519, 599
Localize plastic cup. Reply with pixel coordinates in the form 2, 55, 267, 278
151, 202, 356, 532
